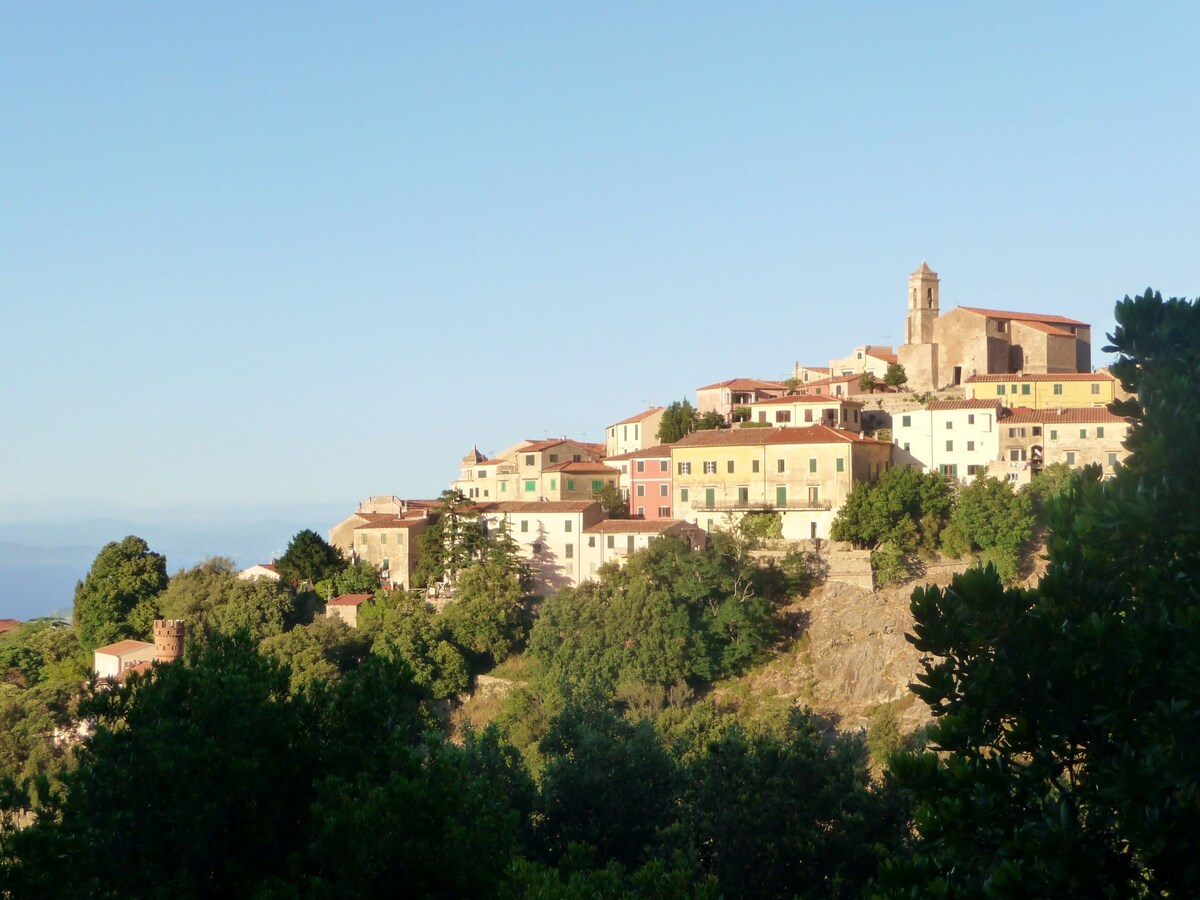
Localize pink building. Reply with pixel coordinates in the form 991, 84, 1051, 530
695, 378, 788, 423
606, 444, 673, 519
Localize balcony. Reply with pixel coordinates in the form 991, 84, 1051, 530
690, 499, 832, 512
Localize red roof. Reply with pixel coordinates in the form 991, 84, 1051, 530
696, 377, 787, 392
863, 346, 897, 363
353, 513, 428, 530
673, 425, 887, 448
749, 394, 864, 407
605, 443, 674, 461
327, 593, 374, 607
955, 306, 1088, 327
543, 461, 621, 475
1002, 408, 1131, 425
965, 372, 1114, 383
584, 519, 686, 534
477, 501, 602, 514
610, 406, 664, 427
0, 619, 20, 635
924, 399, 1005, 411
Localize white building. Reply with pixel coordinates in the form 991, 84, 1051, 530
891, 400, 1003, 480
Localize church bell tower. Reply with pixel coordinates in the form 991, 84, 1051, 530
906, 261, 939, 344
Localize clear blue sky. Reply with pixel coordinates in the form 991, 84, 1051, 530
3, 2, 1198, 517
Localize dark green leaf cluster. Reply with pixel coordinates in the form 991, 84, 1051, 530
72, 536, 168, 651
830, 465, 953, 553
657, 399, 697, 443
273, 528, 347, 586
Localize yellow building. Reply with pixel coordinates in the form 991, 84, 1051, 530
670, 425, 893, 540
538, 461, 622, 501
964, 370, 1117, 409
744, 395, 863, 432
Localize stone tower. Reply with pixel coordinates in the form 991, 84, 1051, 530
905, 261, 940, 344
153, 619, 185, 664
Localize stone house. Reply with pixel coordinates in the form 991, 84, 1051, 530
329, 498, 435, 590
996, 408, 1133, 485
326, 593, 373, 629
451, 448, 518, 501
829, 345, 897, 379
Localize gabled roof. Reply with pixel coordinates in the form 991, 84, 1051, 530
95, 639, 155, 657
543, 461, 621, 475
673, 425, 888, 449
955, 306, 1088, 327
353, 513, 429, 530
1002, 408, 1132, 425
609, 406, 664, 428
965, 372, 1114, 383
605, 444, 674, 461
584, 519, 685, 535
695, 377, 787, 392
327, 593, 373, 607
924, 399, 1005, 411
477, 501, 603, 514
748, 394, 864, 407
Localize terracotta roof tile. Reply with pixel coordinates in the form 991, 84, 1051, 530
965, 372, 1114, 383
924, 400, 1005, 411
673, 425, 887, 448
327, 593, 374, 607
542, 461, 621, 475
864, 346, 898, 363
695, 377, 787, 392
353, 513, 429, 530
1002, 408, 1132, 425
955, 306, 1088, 327
584, 519, 684, 534
95, 639, 155, 657
1012, 320, 1074, 337
605, 444, 674, 461
478, 501, 603, 514
609, 407, 665, 427
749, 394, 864, 407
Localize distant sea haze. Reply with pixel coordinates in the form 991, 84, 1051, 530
0, 508, 345, 620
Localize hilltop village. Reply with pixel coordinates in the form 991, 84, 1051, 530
319, 262, 1131, 600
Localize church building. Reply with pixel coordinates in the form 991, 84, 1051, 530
897, 262, 1091, 392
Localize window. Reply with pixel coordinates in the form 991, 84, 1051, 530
520, 520, 528, 533
636, 506, 645, 517
1108, 452, 1118, 466
903, 442, 910, 451
1032, 426, 1042, 436
700, 460, 716, 474
807, 486, 820, 504
738, 486, 749, 503
636, 460, 645, 473
1008, 427, 1026, 438
565, 543, 573, 559
525, 454, 535, 465
1091, 383, 1101, 395
997, 385, 1006, 396
1021, 384, 1031, 395
572, 454, 582, 462
836, 458, 844, 473
946, 420, 954, 430
658, 506, 670, 517
606, 535, 615, 549
967, 441, 975, 451
968, 414, 975, 424
967, 465, 984, 476
804, 409, 813, 422
1009, 449, 1026, 461
752, 459, 760, 473
659, 484, 668, 496
636, 485, 645, 497
1096, 426, 1105, 438
380, 533, 387, 544
567, 479, 575, 491
500, 481, 507, 492
550, 478, 557, 490
564, 521, 572, 532
776, 486, 787, 506
1053, 384, 1064, 396
678, 462, 692, 475
359, 534, 368, 545
1050, 429, 1058, 440
775, 411, 791, 423
1079, 429, 1088, 439
939, 464, 959, 477
591, 480, 603, 491
549, 453, 559, 463
727, 460, 735, 473
808, 458, 816, 473
680, 488, 689, 502
524, 480, 536, 492
781, 459, 789, 474
382, 558, 389, 570
946, 440, 954, 451
901, 415, 911, 427
588, 536, 595, 547
1066, 451, 1076, 465
659, 460, 668, 472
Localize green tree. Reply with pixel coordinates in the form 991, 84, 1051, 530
274, 528, 346, 586
831, 465, 953, 553
695, 410, 727, 431
206, 576, 299, 643
413, 489, 489, 589
656, 400, 697, 443
315, 558, 380, 600
940, 473, 1034, 581
884, 361, 908, 389
592, 482, 629, 519
441, 561, 530, 668
886, 290, 1200, 897
259, 615, 372, 695
72, 536, 169, 651
371, 593, 468, 699
156, 557, 238, 623
858, 372, 875, 393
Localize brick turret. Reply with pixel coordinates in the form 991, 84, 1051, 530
153, 619, 185, 664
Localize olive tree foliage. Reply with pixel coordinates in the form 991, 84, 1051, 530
72, 536, 169, 651
884, 290, 1200, 898
830, 466, 953, 553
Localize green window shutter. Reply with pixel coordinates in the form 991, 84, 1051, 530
591, 480, 603, 491
1096, 427, 1104, 438
680, 487, 689, 502
500, 482, 507, 492
524, 480, 536, 492
550, 478, 557, 490
567, 479, 575, 491
1022, 384, 1031, 395
1080, 428, 1087, 438
901, 415, 911, 427
997, 385, 1005, 395
808, 458, 817, 473
776, 486, 787, 506
1050, 429, 1058, 440
836, 458, 844, 472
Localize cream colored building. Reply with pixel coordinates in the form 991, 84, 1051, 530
93, 639, 155, 680
580, 519, 708, 581
329, 498, 435, 591
745, 395, 863, 432
898, 262, 1092, 391
891, 400, 1003, 481
237, 563, 280, 582
504, 438, 606, 500
996, 408, 1132, 486
964, 370, 1118, 409
538, 461, 622, 501
605, 407, 665, 457
476, 501, 606, 595
670, 425, 893, 540
451, 448, 519, 501
829, 345, 897, 379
